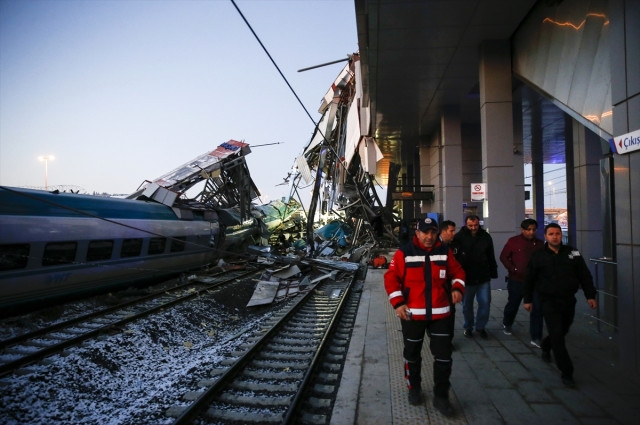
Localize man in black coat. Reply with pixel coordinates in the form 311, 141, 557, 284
523, 223, 598, 388
439, 220, 458, 345
453, 215, 498, 339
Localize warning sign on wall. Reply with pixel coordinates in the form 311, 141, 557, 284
471, 183, 486, 201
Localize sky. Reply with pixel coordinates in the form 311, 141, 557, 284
0, 0, 358, 201
524, 164, 567, 210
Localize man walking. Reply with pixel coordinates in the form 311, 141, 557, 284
384, 217, 465, 416
453, 215, 498, 339
500, 219, 544, 347
439, 220, 458, 345
523, 223, 598, 387
439, 220, 456, 246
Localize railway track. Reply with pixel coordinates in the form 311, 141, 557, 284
0, 267, 263, 376
167, 266, 361, 425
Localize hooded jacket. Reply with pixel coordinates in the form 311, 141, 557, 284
384, 236, 465, 321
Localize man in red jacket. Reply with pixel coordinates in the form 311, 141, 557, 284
500, 218, 544, 347
384, 217, 465, 416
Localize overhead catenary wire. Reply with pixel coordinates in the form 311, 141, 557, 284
230, 0, 342, 206
524, 165, 566, 180
228, 0, 352, 164
229, 0, 318, 129
229, 1, 366, 252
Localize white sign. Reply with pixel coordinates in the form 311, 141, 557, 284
471, 183, 486, 201
611, 129, 640, 155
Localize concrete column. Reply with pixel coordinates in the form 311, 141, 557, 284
609, 0, 640, 375
479, 39, 520, 287
511, 100, 527, 228
571, 119, 616, 327
421, 143, 434, 215
440, 108, 464, 225
571, 119, 604, 271
425, 139, 439, 214
530, 102, 545, 238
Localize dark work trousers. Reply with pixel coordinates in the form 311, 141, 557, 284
401, 316, 453, 398
449, 303, 456, 344
530, 289, 543, 341
502, 279, 524, 327
540, 296, 576, 378
428, 303, 456, 343
503, 279, 544, 340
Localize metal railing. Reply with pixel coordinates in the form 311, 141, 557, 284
589, 257, 617, 332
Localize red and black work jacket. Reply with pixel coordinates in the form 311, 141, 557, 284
384, 236, 466, 320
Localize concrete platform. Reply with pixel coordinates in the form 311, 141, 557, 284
332, 266, 640, 425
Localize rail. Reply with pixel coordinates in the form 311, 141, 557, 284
170, 271, 356, 424
589, 257, 618, 332
0, 268, 262, 376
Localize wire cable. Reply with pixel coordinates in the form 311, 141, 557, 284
230, 0, 317, 128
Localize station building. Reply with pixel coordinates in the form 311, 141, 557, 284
354, 0, 639, 374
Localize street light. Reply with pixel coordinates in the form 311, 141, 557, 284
38, 155, 55, 190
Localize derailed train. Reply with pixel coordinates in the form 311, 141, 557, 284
0, 140, 301, 317
0, 186, 302, 316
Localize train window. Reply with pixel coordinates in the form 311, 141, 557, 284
87, 240, 114, 262
0, 244, 30, 271
42, 242, 77, 266
170, 236, 186, 252
148, 237, 166, 255
121, 238, 143, 258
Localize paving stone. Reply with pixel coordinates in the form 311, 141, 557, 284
515, 380, 555, 403
488, 388, 541, 424
530, 402, 581, 425
342, 274, 640, 425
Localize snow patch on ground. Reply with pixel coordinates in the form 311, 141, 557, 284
1, 280, 284, 425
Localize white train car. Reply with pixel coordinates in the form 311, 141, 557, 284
0, 186, 255, 315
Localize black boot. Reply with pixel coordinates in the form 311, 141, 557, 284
433, 396, 454, 416
408, 386, 423, 405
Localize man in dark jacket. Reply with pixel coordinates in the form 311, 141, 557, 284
500, 218, 544, 347
523, 223, 598, 388
384, 217, 465, 416
453, 215, 498, 339
439, 220, 458, 346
